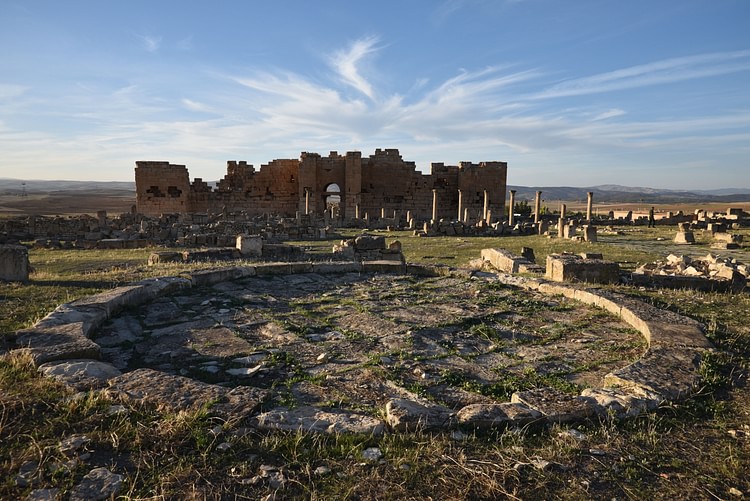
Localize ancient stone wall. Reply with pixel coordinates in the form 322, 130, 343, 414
135, 149, 507, 221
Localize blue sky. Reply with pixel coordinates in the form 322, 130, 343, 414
1, 0, 748, 189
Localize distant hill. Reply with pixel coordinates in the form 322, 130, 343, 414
507, 184, 750, 204
0, 178, 135, 194
1, 178, 749, 204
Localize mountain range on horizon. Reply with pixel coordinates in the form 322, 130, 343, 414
1, 178, 749, 203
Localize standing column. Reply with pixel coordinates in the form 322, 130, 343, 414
305, 189, 310, 215
508, 189, 516, 227
355, 203, 360, 219
534, 191, 542, 224
558, 203, 567, 238
586, 191, 594, 223
457, 189, 463, 222
483, 190, 489, 221
432, 189, 438, 223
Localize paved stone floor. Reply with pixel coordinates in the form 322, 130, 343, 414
93, 272, 646, 414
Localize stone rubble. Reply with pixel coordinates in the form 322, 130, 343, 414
7, 247, 714, 437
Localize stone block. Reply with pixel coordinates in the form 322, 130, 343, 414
253, 405, 384, 435
582, 225, 598, 242
580, 387, 660, 418
362, 260, 406, 274
603, 347, 703, 401
147, 251, 183, 265
674, 231, 695, 244
0, 244, 29, 282
545, 254, 620, 284
15, 322, 101, 365
312, 261, 363, 274
385, 398, 456, 431
191, 266, 255, 287
38, 359, 121, 390
481, 248, 533, 274
510, 387, 596, 423
456, 402, 542, 430
236, 234, 263, 257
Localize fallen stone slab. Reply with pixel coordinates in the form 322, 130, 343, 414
38, 359, 121, 390
69, 467, 123, 501
456, 402, 542, 430
643, 321, 713, 350
190, 266, 256, 287
481, 248, 543, 274
511, 387, 596, 423
361, 260, 406, 274
15, 322, 101, 365
106, 368, 269, 417
603, 347, 703, 401
252, 406, 385, 435
385, 398, 456, 431
580, 387, 660, 418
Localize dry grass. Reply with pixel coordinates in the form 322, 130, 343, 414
1, 232, 749, 499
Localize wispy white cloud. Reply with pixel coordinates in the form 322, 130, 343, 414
137, 34, 162, 53
535, 50, 750, 99
591, 108, 626, 121
0, 84, 27, 101
329, 36, 381, 99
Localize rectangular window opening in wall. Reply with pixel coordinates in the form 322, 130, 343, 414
167, 186, 182, 198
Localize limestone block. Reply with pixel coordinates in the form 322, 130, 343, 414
15, 322, 101, 365
0, 244, 29, 282
362, 260, 406, 274
312, 261, 363, 274
582, 225, 598, 242
38, 359, 122, 390
603, 347, 703, 401
147, 251, 183, 265
545, 254, 620, 284
644, 321, 713, 349
107, 368, 268, 417
236, 234, 263, 257
511, 387, 596, 423
580, 388, 660, 418
481, 248, 532, 274
354, 235, 386, 251
674, 231, 695, 244
456, 402, 542, 429
253, 405, 385, 435
254, 263, 293, 275
191, 266, 256, 287
385, 398, 456, 431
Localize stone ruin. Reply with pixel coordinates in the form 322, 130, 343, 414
9, 247, 712, 436
633, 253, 748, 292
135, 148, 507, 225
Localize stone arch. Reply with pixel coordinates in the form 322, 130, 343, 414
324, 183, 341, 216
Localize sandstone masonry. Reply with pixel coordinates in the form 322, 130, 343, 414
135, 149, 507, 221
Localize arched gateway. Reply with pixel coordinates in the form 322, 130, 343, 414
135, 148, 507, 222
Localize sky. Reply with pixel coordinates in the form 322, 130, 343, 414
1, 0, 749, 190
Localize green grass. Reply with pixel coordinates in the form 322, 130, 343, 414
1, 231, 749, 499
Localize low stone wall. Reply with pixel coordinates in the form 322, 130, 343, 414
8, 255, 711, 434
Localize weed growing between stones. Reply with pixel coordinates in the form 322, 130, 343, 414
2, 237, 750, 499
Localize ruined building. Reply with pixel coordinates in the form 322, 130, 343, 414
135, 149, 507, 221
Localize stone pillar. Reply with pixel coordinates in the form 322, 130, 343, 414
0, 244, 30, 281
381, 207, 386, 219
485, 209, 492, 225
97, 210, 107, 228
586, 192, 593, 223
457, 189, 463, 222
483, 190, 489, 221
508, 190, 516, 227
355, 203, 360, 219
432, 190, 438, 223
463, 208, 469, 224
534, 191, 542, 224
305, 189, 310, 215
558, 203, 567, 238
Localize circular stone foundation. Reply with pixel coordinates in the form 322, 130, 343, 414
92, 271, 646, 415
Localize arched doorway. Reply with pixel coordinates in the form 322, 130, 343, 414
324, 183, 341, 217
